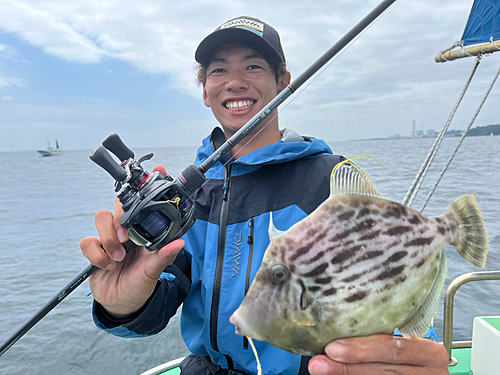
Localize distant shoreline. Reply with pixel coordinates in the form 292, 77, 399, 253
348, 124, 500, 142
349, 133, 499, 142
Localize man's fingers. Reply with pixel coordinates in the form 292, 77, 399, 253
153, 164, 167, 176
80, 236, 116, 270
112, 196, 127, 235
323, 335, 448, 366
157, 238, 185, 262
95, 209, 125, 261
308, 335, 449, 375
308, 355, 448, 375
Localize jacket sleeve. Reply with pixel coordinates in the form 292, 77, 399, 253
92, 249, 191, 338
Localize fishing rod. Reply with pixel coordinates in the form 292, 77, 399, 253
0, 0, 397, 358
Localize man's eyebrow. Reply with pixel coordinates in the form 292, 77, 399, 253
209, 57, 227, 64
207, 53, 266, 65
242, 53, 265, 61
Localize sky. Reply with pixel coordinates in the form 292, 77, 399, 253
0, 0, 499, 152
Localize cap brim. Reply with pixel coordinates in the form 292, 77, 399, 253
195, 28, 283, 65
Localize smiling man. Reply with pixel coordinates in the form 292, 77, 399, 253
195, 17, 291, 157
81, 16, 449, 375
200, 42, 288, 156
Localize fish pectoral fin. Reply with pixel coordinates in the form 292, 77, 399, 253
291, 309, 318, 327
330, 157, 384, 198
398, 251, 448, 338
268, 211, 286, 241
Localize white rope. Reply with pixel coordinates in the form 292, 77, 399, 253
437, 40, 464, 61
402, 54, 482, 207
419, 61, 500, 212
490, 36, 500, 52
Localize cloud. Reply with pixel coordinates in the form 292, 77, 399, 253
0, 1, 105, 63
0, 73, 26, 89
2, 120, 85, 130
0, 42, 17, 59
0, 0, 497, 149
0, 1, 474, 94
1, 95, 14, 100
28, 120, 85, 130
1, 0, 470, 96
0, 0, 212, 94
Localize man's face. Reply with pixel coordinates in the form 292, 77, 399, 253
202, 43, 289, 137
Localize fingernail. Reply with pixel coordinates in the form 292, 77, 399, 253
309, 358, 328, 375
112, 250, 125, 262
117, 227, 127, 242
325, 341, 346, 360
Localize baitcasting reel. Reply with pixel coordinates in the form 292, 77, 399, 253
90, 133, 206, 251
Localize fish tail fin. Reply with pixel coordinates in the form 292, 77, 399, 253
398, 251, 448, 338
447, 194, 488, 268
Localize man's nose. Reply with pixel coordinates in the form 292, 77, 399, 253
226, 71, 249, 91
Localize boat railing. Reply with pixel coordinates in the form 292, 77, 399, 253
139, 357, 185, 375
442, 270, 500, 366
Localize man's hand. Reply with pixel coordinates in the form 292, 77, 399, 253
80, 165, 184, 317
308, 334, 450, 375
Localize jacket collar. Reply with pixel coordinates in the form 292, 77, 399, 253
195, 126, 333, 167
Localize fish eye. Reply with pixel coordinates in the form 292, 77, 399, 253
270, 264, 289, 283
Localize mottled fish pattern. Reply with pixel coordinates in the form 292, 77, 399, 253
230, 161, 488, 355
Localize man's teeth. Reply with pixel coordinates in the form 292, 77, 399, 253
225, 100, 255, 110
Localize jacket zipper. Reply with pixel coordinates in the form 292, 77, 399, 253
243, 216, 255, 350
209, 163, 231, 355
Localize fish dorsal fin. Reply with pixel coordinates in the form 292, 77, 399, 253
268, 212, 285, 241
330, 156, 384, 198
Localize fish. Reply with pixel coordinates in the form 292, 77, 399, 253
229, 160, 488, 356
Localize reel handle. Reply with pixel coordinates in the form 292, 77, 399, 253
89, 146, 127, 182
102, 133, 135, 161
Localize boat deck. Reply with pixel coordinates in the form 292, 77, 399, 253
449, 348, 471, 375
145, 348, 473, 375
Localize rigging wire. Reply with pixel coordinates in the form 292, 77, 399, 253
419, 60, 500, 212
402, 54, 482, 208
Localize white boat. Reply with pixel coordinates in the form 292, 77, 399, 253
37, 139, 62, 156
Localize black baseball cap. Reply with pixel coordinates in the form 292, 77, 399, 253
195, 16, 285, 65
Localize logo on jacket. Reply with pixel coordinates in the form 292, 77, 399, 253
232, 233, 242, 277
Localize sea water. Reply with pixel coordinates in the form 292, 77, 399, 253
0, 136, 499, 374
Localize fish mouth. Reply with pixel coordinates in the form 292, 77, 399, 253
229, 311, 244, 336
234, 324, 243, 336
230, 310, 254, 337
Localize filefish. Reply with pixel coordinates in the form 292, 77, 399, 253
229, 160, 488, 356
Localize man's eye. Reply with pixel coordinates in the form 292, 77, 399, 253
209, 68, 225, 75
247, 65, 262, 70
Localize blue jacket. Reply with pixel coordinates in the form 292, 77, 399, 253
92, 127, 436, 374
180, 128, 343, 374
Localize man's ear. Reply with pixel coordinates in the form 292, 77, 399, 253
202, 81, 211, 108
277, 71, 291, 94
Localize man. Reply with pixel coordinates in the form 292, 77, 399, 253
81, 16, 449, 375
